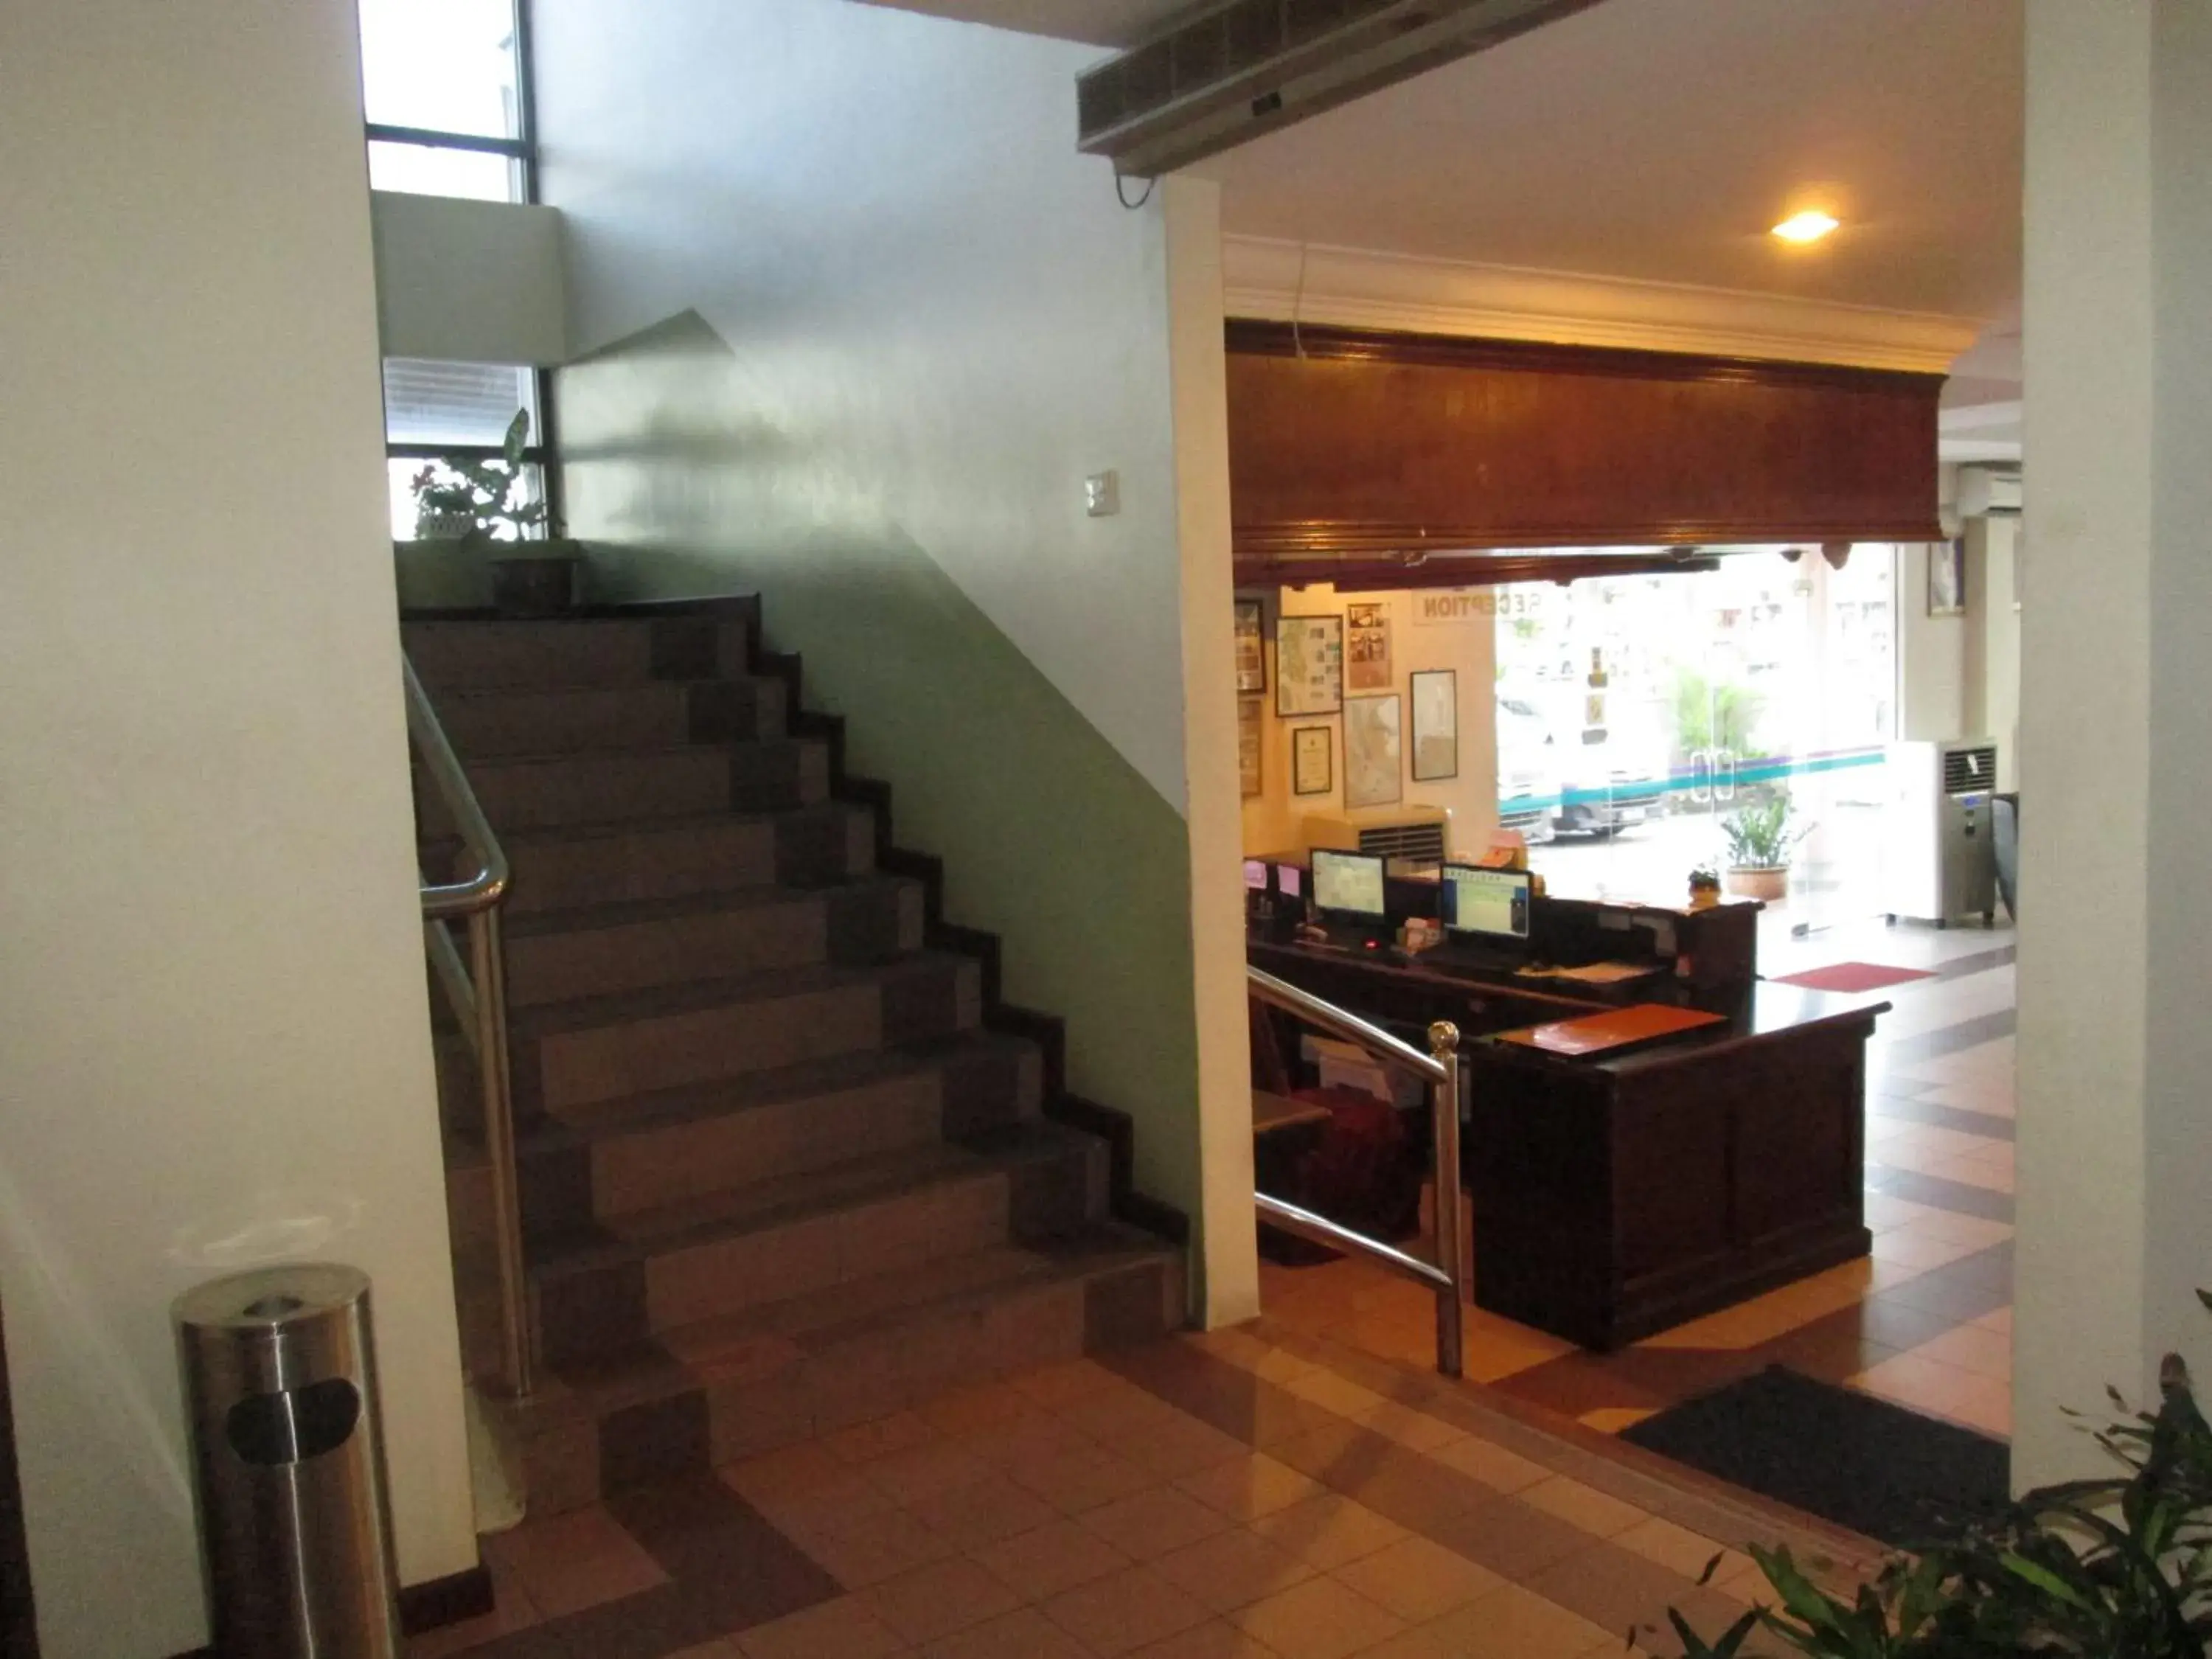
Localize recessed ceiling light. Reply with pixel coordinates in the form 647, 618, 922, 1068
1773, 210, 1840, 244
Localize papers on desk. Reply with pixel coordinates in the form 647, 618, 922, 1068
1514, 960, 1660, 986
1495, 1004, 1724, 1058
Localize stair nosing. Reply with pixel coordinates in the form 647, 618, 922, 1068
510, 950, 973, 1038
503, 874, 917, 940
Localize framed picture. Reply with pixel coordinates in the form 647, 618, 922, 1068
1929, 538, 1966, 617
1343, 694, 1402, 810
1276, 615, 1343, 717
1345, 601, 1392, 692
1292, 726, 1332, 796
1410, 669, 1458, 782
1237, 698, 1262, 799
1232, 599, 1267, 695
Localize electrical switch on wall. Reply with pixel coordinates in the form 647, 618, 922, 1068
1085, 470, 1120, 516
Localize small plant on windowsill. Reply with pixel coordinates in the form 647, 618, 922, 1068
1688, 866, 1723, 908
408, 409, 582, 616
1720, 791, 1808, 903
1662, 1290, 2212, 1658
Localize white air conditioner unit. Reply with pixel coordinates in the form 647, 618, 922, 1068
1882, 740, 2000, 927
1076, 0, 1600, 178
1955, 467, 2023, 518
1301, 804, 1453, 868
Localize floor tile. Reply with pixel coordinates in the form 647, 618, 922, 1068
1907, 1321, 2012, 1381
917, 1606, 1093, 1659
973, 1516, 1133, 1599
483, 1504, 668, 1617
1080, 1484, 1237, 1561
1425, 1433, 1548, 1493
903, 1471, 1060, 1549
1416, 1583, 1614, 1658
1126, 1619, 1282, 1658
1039, 1562, 1214, 1655
1152, 1527, 1318, 1613
736, 1595, 907, 1659
1227, 1575, 1405, 1659
862, 1555, 1025, 1644
1245, 1494, 1407, 1570
1613, 1515, 1750, 1585
1329, 1534, 1503, 1621
1176, 1453, 1326, 1521
1517, 1475, 1651, 1539
798, 1502, 961, 1586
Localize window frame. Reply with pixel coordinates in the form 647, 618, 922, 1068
367, 0, 563, 537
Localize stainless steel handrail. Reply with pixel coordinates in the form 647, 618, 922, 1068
403, 655, 532, 1400
1248, 964, 1464, 1379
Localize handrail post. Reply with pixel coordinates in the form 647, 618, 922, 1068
1427, 1020, 1464, 1380
470, 906, 532, 1399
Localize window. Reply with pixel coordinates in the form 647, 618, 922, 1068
358, 0, 556, 539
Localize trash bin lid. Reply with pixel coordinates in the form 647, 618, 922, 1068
173, 1263, 370, 1332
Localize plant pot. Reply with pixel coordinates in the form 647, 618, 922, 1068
490, 549, 582, 618
415, 509, 476, 542
1724, 866, 1790, 902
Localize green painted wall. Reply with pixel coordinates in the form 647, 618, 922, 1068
555, 313, 1208, 1231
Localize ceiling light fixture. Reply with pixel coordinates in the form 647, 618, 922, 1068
1772, 209, 1840, 244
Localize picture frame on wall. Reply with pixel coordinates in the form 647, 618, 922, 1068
1929, 538, 1966, 617
1345, 602, 1392, 692
1292, 726, 1332, 796
1410, 669, 1458, 782
1237, 698, 1262, 799
1343, 694, 1402, 810
1276, 615, 1344, 717
1232, 599, 1267, 695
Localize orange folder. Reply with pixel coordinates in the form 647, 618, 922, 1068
1495, 1003, 1725, 1059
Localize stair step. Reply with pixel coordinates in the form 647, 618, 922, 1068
448, 1034, 1044, 1248
478, 1227, 1184, 1512
510, 954, 982, 1114
448, 806, 877, 916
417, 740, 830, 836
404, 614, 749, 693
435, 678, 788, 758
526, 1121, 1109, 1365
502, 878, 923, 1006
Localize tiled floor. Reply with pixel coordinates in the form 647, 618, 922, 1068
420, 1332, 1883, 1658
1262, 914, 2018, 1443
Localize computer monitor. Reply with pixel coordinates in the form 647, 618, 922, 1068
1441, 863, 1532, 942
1244, 859, 1269, 891
1310, 849, 1387, 921
1273, 863, 1303, 902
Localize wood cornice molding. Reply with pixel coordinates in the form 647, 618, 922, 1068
1222, 234, 1983, 377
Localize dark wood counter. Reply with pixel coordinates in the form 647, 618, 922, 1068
1249, 934, 1885, 1350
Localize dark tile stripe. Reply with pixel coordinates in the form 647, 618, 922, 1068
1864, 1166, 2014, 1223
1870, 1095, 2015, 1142
1877, 1007, 2014, 1065
1930, 945, 2017, 981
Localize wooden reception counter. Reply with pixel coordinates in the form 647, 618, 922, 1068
1249, 915, 1885, 1350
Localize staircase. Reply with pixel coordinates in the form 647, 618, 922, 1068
406, 603, 1183, 1516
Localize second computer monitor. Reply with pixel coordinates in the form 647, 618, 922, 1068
1441, 863, 1532, 942
1310, 849, 1387, 920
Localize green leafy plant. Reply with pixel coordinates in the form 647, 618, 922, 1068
1665, 1292, 2212, 1658
409, 409, 547, 542
1690, 866, 1722, 893
1674, 667, 1765, 759
1722, 791, 1808, 871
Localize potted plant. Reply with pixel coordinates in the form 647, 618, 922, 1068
1720, 792, 1807, 902
406, 410, 583, 616
1688, 866, 1723, 909
1666, 1290, 2212, 1657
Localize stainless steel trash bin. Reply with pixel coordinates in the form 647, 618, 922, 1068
174, 1264, 403, 1659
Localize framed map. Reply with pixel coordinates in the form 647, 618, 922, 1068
1275, 615, 1343, 717
1343, 694, 1402, 810
1411, 669, 1458, 782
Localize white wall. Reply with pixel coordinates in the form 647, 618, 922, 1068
0, 3, 476, 1652
1896, 542, 1969, 742
540, 0, 1193, 810
1961, 518, 2021, 791
371, 191, 568, 365
2015, 0, 2212, 1486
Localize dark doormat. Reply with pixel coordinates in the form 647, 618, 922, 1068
1621, 1365, 2010, 1548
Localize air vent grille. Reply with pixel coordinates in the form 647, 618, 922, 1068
1943, 745, 1997, 796
1358, 821, 1447, 863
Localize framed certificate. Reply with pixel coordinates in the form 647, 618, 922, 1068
1345, 601, 1391, 691
1292, 726, 1332, 796
1276, 615, 1343, 717
1238, 697, 1263, 798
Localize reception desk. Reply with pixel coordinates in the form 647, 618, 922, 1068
1249, 923, 1884, 1350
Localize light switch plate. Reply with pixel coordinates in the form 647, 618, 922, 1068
1085, 470, 1120, 517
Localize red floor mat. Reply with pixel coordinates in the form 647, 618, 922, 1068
1774, 961, 1938, 993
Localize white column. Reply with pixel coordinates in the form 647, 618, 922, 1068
2014, 0, 2212, 1487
